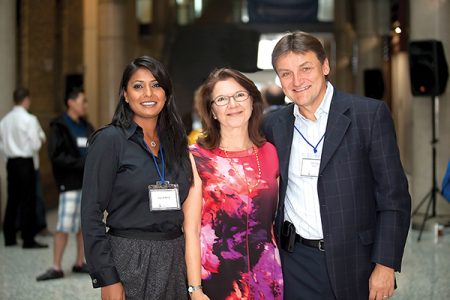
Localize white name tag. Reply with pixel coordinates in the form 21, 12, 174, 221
76, 137, 88, 148
301, 158, 321, 177
148, 183, 181, 211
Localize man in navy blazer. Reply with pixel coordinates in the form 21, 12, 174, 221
262, 32, 411, 300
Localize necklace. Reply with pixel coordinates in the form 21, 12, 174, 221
145, 133, 158, 148
223, 146, 262, 193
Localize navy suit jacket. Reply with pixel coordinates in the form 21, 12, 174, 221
262, 90, 411, 299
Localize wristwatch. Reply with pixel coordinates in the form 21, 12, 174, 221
188, 285, 202, 294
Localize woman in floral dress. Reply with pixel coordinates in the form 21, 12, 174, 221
185, 68, 283, 300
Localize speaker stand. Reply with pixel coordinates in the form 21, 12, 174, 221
412, 95, 442, 242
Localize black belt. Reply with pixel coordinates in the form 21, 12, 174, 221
108, 228, 183, 241
8, 157, 33, 161
295, 234, 325, 251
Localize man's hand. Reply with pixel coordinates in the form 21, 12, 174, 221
369, 264, 395, 300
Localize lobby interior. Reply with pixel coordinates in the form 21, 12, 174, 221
0, 1, 449, 299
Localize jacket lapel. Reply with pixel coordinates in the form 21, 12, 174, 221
320, 92, 351, 174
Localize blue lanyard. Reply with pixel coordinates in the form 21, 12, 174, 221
145, 142, 165, 183
294, 125, 325, 154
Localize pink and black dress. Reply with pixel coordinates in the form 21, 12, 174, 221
190, 142, 283, 300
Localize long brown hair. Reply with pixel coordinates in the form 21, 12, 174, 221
197, 68, 265, 149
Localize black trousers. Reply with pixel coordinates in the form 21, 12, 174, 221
34, 170, 47, 232
3, 158, 36, 245
280, 240, 336, 300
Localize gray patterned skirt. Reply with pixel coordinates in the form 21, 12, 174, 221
108, 234, 188, 300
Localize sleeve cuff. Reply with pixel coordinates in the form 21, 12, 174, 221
372, 258, 400, 273
89, 267, 120, 288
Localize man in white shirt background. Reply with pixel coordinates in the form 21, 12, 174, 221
0, 87, 48, 248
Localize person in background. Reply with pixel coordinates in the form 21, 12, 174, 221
81, 56, 198, 300
0, 87, 47, 249
187, 68, 283, 299
187, 85, 204, 145
37, 87, 94, 281
15, 107, 47, 236
263, 31, 411, 300
262, 83, 286, 114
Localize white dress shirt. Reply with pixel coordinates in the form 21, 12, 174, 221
284, 82, 334, 239
32, 124, 46, 170
0, 106, 44, 161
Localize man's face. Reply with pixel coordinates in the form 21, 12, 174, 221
68, 92, 88, 118
275, 51, 329, 115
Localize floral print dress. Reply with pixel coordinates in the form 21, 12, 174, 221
190, 142, 283, 300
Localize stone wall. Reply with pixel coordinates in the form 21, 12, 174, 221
20, 0, 84, 209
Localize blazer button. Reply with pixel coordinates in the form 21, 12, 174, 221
93, 279, 97, 284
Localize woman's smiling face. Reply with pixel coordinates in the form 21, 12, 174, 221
210, 78, 253, 131
124, 67, 166, 123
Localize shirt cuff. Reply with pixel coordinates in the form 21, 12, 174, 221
89, 267, 120, 288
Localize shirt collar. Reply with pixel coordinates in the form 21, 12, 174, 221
124, 122, 140, 139
13, 105, 28, 113
63, 112, 84, 126
293, 81, 334, 120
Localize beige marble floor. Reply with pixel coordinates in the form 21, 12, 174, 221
1, 210, 449, 300
0, 209, 100, 300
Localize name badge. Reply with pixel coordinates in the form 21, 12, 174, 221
77, 137, 88, 148
301, 158, 321, 177
148, 182, 181, 211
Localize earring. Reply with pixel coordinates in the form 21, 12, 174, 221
212, 113, 217, 119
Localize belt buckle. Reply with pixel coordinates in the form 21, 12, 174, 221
318, 240, 325, 252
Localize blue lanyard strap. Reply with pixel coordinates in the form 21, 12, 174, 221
294, 125, 325, 154
145, 142, 165, 183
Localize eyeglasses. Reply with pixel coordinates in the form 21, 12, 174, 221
212, 91, 250, 106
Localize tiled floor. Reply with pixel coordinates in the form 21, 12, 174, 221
1, 211, 449, 299
393, 226, 450, 300
0, 209, 99, 300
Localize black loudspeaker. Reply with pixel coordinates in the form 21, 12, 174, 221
409, 40, 448, 96
364, 69, 384, 100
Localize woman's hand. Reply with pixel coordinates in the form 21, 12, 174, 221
190, 289, 210, 300
101, 282, 125, 300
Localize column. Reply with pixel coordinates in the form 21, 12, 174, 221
98, 0, 128, 126
354, 0, 390, 97
390, 0, 412, 176
83, 0, 100, 127
84, 0, 139, 127
333, 0, 355, 93
0, 0, 16, 224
